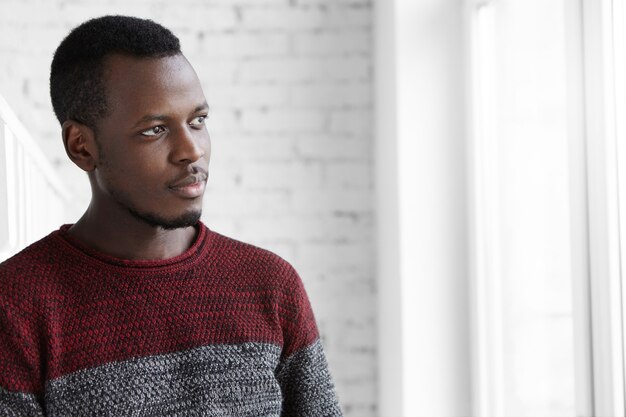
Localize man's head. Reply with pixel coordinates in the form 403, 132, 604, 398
51, 16, 210, 230
50, 15, 182, 129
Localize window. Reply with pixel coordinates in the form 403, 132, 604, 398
376, 0, 626, 415
469, 0, 584, 415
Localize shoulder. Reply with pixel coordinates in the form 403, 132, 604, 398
205, 230, 319, 348
0, 231, 61, 275
0, 230, 62, 303
207, 229, 302, 287
1, 232, 57, 268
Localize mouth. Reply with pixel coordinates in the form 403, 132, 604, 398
168, 174, 207, 199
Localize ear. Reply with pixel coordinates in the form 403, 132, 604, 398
62, 120, 98, 172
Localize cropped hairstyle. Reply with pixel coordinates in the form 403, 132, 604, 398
50, 15, 181, 128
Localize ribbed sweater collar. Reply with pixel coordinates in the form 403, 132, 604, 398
52, 221, 212, 271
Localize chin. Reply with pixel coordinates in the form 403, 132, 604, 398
128, 207, 202, 230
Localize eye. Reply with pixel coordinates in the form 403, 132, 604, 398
141, 126, 167, 137
189, 115, 208, 127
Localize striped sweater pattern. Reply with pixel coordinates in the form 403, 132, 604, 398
0, 222, 342, 416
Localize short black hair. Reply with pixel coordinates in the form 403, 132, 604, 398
50, 15, 181, 128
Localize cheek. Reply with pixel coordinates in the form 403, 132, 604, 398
99, 152, 160, 192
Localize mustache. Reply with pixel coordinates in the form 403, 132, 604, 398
168, 166, 208, 188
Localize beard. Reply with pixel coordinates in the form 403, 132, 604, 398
125, 205, 201, 230
107, 185, 202, 230
94, 139, 203, 230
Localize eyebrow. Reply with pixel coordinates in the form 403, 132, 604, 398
193, 102, 210, 113
131, 101, 210, 128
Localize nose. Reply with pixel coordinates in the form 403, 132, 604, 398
169, 125, 208, 165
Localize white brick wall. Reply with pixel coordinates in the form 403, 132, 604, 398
0, 0, 376, 415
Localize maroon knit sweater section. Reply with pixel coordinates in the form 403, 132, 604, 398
0, 222, 319, 396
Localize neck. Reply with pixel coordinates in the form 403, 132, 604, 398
67, 203, 199, 261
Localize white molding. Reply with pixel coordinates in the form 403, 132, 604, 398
374, 0, 404, 415
0, 95, 70, 202
467, 1, 596, 415
0, 93, 71, 261
582, 0, 626, 414
566, 0, 595, 415
613, 1, 626, 413
466, 3, 505, 416
375, 0, 471, 415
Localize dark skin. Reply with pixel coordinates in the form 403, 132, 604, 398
62, 53, 211, 260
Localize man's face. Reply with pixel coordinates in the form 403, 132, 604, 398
91, 53, 210, 229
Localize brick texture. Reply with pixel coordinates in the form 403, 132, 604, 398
0, 0, 376, 415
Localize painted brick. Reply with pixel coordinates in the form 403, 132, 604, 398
190, 0, 289, 6
330, 108, 373, 135
208, 84, 290, 108
293, 30, 371, 57
295, 134, 371, 161
296, 0, 371, 5
241, 108, 326, 133
203, 107, 240, 134
299, 241, 373, 270
202, 189, 293, 217
309, 270, 376, 297
242, 4, 372, 31
290, 82, 371, 108
199, 32, 290, 58
291, 188, 372, 213
234, 213, 372, 243
218, 134, 297, 161
324, 161, 372, 188
242, 7, 329, 31
0, 2, 65, 25
154, 7, 239, 32
195, 61, 241, 84
240, 57, 371, 82
240, 160, 325, 189
325, 6, 372, 29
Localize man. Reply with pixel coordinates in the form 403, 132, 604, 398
0, 15, 342, 416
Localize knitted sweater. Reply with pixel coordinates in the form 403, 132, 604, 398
0, 222, 342, 416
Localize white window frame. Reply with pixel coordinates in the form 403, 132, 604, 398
376, 0, 626, 415
583, 0, 626, 415
467, 0, 626, 415
375, 1, 471, 416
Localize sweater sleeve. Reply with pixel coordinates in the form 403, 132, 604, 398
0, 388, 45, 417
274, 263, 342, 417
0, 296, 46, 416
275, 340, 343, 417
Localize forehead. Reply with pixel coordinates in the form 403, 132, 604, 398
101, 53, 205, 119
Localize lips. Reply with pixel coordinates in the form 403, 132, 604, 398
168, 172, 208, 199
